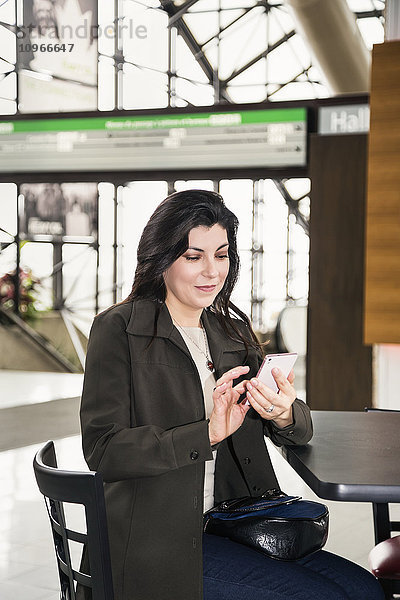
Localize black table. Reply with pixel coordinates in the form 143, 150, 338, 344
280, 410, 400, 545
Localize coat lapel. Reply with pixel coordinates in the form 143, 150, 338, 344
125, 298, 190, 359
125, 298, 245, 377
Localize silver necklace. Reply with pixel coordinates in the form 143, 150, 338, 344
174, 319, 215, 372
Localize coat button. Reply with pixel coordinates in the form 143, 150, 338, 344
252, 485, 261, 492
287, 431, 295, 436
243, 457, 251, 465
190, 450, 199, 460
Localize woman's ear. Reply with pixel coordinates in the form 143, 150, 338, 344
163, 268, 169, 286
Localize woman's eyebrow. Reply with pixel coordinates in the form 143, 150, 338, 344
187, 243, 229, 252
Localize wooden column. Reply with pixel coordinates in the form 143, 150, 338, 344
364, 41, 400, 344
307, 133, 372, 410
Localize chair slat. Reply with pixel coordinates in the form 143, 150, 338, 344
49, 514, 88, 544
57, 553, 93, 587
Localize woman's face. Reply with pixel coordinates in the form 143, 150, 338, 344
164, 224, 230, 314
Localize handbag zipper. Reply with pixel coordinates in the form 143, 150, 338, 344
223, 497, 301, 514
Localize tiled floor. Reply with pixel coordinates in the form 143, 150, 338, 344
0, 370, 394, 599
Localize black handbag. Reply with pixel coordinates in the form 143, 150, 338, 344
203, 488, 329, 561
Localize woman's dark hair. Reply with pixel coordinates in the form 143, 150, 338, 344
122, 189, 262, 353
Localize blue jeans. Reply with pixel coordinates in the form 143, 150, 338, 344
203, 534, 385, 600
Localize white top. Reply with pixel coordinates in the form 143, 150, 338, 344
175, 324, 217, 513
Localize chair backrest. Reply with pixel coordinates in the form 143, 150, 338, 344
369, 535, 400, 598
369, 535, 400, 581
33, 441, 114, 600
275, 305, 307, 355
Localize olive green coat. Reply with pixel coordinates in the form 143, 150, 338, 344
80, 298, 313, 600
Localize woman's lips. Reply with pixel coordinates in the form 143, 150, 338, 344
195, 285, 217, 292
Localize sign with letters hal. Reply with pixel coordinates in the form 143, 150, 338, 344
318, 105, 369, 135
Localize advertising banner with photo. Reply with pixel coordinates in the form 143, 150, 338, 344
18, 0, 98, 112
20, 183, 98, 239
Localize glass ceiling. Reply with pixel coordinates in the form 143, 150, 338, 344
115, 0, 385, 110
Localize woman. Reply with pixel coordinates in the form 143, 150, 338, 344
80, 189, 384, 600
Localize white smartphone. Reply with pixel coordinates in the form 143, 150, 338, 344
256, 352, 298, 393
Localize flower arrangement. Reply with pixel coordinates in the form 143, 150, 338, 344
0, 267, 43, 321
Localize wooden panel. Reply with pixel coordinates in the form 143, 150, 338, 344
365, 41, 400, 344
307, 134, 372, 411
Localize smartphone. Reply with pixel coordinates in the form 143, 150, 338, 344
238, 352, 298, 405
256, 352, 298, 393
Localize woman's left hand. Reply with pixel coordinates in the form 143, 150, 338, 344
245, 368, 297, 428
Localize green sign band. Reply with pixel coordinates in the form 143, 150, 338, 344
0, 108, 306, 135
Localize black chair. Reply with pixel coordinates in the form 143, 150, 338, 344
364, 407, 400, 543
33, 440, 114, 600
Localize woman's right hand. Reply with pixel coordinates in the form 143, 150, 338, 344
208, 365, 251, 446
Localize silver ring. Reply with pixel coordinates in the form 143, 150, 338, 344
265, 404, 275, 413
